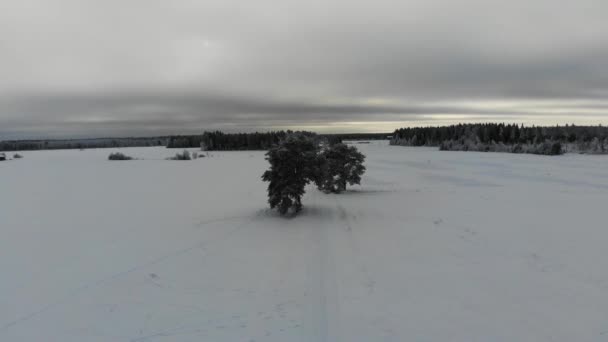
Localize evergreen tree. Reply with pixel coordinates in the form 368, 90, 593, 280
317, 143, 366, 193
261, 134, 321, 215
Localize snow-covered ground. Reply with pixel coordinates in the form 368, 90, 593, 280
1, 141, 608, 341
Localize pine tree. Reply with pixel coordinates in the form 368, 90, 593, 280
261, 134, 321, 215
317, 143, 366, 193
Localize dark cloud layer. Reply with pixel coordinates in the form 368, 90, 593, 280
1, 0, 608, 137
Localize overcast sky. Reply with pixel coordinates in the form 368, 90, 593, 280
1, 0, 608, 138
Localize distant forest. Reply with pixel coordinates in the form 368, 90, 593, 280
168, 131, 391, 150
168, 131, 289, 150
0, 131, 389, 152
391, 123, 608, 155
0, 137, 168, 152
325, 132, 391, 141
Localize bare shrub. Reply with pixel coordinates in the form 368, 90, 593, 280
108, 152, 134, 160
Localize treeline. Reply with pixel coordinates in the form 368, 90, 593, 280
168, 131, 390, 150
167, 131, 289, 150
1, 130, 389, 152
168, 131, 318, 150
166, 135, 205, 149
201, 131, 291, 150
391, 123, 608, 155
0, 137, 168, 152
326, 132, 392, 141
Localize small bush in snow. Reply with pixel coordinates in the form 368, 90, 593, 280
13, 153, 23, 159
108, 152, 133, 160
167, 150, 191, 160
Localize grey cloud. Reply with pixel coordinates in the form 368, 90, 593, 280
1, 0, 608, 137
4, 91, 607, 138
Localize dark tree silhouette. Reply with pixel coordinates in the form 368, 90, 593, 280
199, 131, 291, 150
317, 143, 366, 193
262, 134, 321, 215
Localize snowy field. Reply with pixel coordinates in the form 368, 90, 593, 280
2, 141, 608, 341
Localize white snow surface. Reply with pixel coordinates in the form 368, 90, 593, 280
1, 141, 608, 341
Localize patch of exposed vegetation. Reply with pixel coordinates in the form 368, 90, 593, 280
108, 152, 134, 160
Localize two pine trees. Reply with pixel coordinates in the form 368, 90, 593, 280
262, 134, 366, 215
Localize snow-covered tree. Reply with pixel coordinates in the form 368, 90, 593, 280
262, 134, 321, 215
317, 143, 366, 193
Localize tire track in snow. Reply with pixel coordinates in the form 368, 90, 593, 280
320, 217, 341, 342
334, 200, 377, 295
305, 191, 341, 342
305, 191, 378, 342
305, 195, 379, 342
0, 217, 251, 333
131, 215, 310, 342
